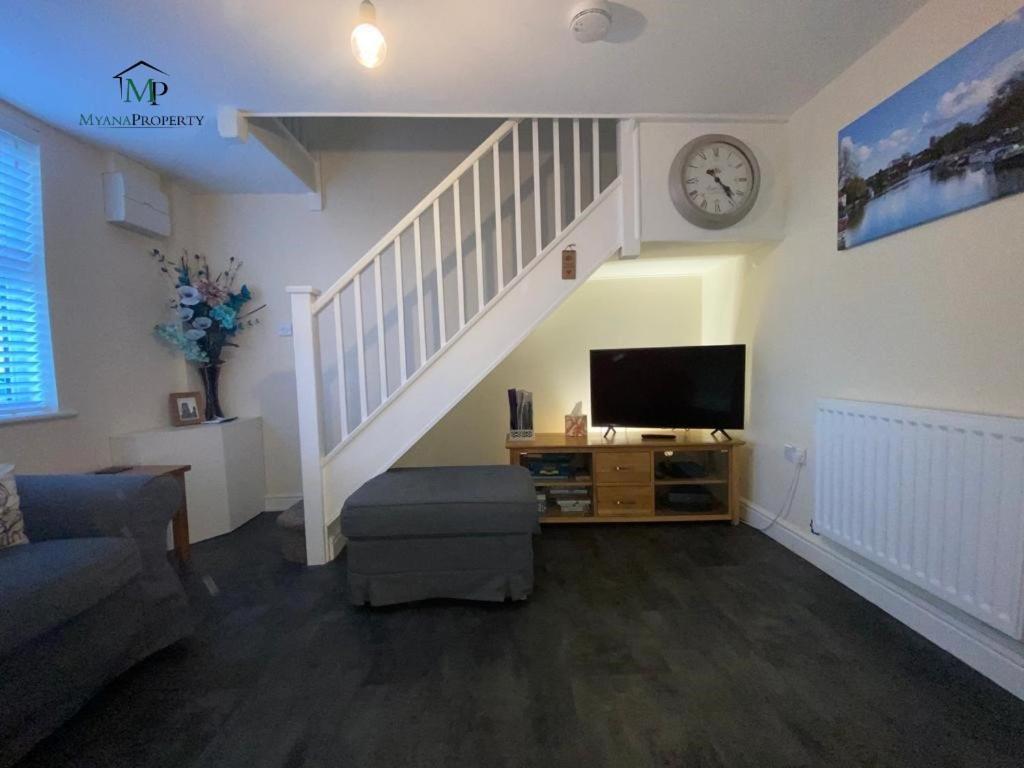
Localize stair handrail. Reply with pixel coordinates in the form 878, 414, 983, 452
311, 119, 520, 315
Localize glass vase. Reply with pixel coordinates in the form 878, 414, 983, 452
198, 364, 225, 422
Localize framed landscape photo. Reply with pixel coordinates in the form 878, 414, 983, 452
838, 6, 1024, 250
169, 391, 203, 427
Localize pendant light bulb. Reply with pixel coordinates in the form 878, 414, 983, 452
351, 0, 387, 69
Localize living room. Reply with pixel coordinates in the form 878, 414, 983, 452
2, 1, 1024, 766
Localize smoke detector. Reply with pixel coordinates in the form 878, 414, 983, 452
569, 1, 612, 43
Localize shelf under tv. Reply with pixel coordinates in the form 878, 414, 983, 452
507, 431, 743, 526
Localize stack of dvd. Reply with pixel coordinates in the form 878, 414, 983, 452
549, 487, 591, 516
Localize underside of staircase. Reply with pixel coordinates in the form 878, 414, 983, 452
288, 118, 631, 565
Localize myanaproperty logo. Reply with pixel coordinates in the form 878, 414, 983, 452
79, 60, 205, 129
114, 60, 169, 106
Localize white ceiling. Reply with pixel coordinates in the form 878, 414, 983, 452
0, 0, 926, 192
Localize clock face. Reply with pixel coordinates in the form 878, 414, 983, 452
668, 134, 761, 229
681, 141, 754, 217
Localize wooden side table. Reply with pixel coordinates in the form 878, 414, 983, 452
95, 464, 192, 561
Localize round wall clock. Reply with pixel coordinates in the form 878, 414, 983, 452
668, 134, 761, 229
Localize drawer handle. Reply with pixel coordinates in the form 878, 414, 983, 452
615, 465, 625, 471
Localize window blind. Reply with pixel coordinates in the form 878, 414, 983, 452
0, 126, 56, 419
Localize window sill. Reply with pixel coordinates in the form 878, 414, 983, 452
0, 409, 78, 428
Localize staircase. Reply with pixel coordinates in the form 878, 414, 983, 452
288, 118, 628, 564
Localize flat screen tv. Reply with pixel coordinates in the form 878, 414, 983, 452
590, 345, 746, 430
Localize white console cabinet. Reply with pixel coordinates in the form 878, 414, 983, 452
110, 417, 266, 543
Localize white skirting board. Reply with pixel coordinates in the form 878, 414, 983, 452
741, 498, 1024, 701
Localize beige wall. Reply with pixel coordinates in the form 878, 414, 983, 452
398, 273, 703, 467
0, 101, 190, 473
700, 256, 745, 346
736, 0, 1024, 651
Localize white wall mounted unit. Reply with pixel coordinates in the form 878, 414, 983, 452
102, 155, 171, 238
815, 398, 1024, 639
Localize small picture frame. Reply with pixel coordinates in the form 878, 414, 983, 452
169, 391, 203, 427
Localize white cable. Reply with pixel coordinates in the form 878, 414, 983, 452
751, 462, 802, 532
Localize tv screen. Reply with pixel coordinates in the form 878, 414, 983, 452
590, 345, 746, 430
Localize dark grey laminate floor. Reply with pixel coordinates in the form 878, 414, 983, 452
17, 515, 1024, 768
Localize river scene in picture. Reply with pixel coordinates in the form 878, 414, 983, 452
838, 7, 1024, 250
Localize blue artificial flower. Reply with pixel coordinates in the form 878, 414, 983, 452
210, 304, 237, 330
154, 323, 209, 364
184, 328, 206, 341
227, 285, 252, 311
178, 307, 195, 321
177, 285, 202, 306
192, 317, 213, 330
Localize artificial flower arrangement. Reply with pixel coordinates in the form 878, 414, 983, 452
150, 249, 264, 420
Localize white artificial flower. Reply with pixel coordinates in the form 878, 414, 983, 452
184, 329, 206, 341
178, 307, 194, 321
193, 317, 213, 330
177, 285, 202, 306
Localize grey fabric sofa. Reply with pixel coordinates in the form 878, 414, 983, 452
0, 474, 194, 768
342, 466, 539, 606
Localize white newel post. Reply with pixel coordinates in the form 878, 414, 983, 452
287, 285, 329, 566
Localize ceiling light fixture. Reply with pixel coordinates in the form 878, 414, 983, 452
351, 0, 387, 69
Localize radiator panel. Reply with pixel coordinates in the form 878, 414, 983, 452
815, 399, 1024, 638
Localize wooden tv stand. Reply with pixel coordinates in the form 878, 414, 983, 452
506, 432, 743, 525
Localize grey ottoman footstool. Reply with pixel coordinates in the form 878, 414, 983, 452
341, 466, 539, 606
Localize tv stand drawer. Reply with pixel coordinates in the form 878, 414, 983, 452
597, 485, 654, 516
594, 451, 651, 484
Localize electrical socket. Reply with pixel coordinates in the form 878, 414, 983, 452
784, 444, 807, 466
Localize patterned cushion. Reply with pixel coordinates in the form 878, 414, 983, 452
0, 464, 29, 549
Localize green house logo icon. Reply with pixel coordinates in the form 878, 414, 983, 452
113, 61, 169, 106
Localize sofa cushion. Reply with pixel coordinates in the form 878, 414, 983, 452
342, 465, 538, 539
0, 464, 28, 550
0, 538, 140, 657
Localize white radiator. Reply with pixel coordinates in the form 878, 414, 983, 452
815, 398, 1024, 639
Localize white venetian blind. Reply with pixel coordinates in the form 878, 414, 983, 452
0, 125, 56, 419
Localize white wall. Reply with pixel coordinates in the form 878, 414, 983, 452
397, 272, 704, 468
700, 256, 746, 346
639, 121, 788, 243
737, 0, 1024, 681
0, 101, 190, 473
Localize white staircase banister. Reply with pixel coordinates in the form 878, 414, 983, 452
287, 117, 624, 566
311, 119, 519, 315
